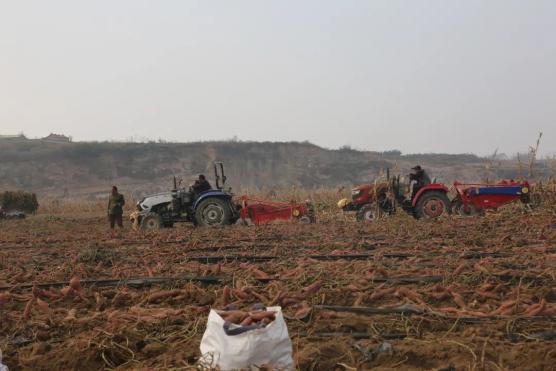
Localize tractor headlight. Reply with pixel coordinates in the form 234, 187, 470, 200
521, 187, 529, 194
136, 198, 146, 211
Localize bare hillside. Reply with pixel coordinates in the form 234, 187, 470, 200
0, 139, 528, 198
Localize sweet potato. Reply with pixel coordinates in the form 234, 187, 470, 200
452, 263, 468, 276
252, 290, 270, 303
42, 287, 61, 299
232, 289, 250, 300
397, 287, 426, 305
280, 297, 300, 306
261, 317, 274, 325
280, 268, 301, 279
462, 309, 489, 317
499, 306, 516, 316
22, 298, 35, 320
346, 284, 363, 292
477, 290, 498, 300
491, 284, 506, 293
219, 285, 232, 306
491, 300, 517, 315
317, 311, 346, 319
355, 278, 369, 287
64, 308, 77, 322
479, 282, 495, 291
270, 290, 283, 305
437, 307, 461, 314
353, 293, 365, 307
240, 316, 253, 326
0, 293, 9, 307
94, 292, 106, 310
250, 268, 271, 280
302, 281, 322, 295
524, 299, 546, 317
225, 311, 249, 324
32, 285, 42, 298
450, 291, 466, 308
69, 276, 82, 292
214, 264, 222, 275
218, 309, 244, 318
474, 263, 490, 275
294, 302, 312, 319
540, 306, 556, 316
35, 298, 49, 313
145, 290, 183, 304
249, 310, 276, 322
370, 287, 396, 300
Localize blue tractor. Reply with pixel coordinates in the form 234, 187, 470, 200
130, 162, 239, 230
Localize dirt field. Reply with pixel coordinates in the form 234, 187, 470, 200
1, 199, 556, 370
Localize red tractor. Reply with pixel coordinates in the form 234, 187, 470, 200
338, 175, 452, 220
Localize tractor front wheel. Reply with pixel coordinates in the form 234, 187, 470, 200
195, 198, 232, 226
356, 203, 379, 221
415, 191, 451, 219
141, 213, 162, 231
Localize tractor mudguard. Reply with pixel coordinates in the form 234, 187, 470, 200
412, 183, 450, 207
193, 191, 234, 210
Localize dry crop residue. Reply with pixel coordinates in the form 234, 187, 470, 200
0, 202, 555, 370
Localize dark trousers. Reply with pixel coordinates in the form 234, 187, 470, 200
109, 214, 123, 229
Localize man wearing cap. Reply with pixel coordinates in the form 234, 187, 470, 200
107, 186, 125, 230
409, 165, 431, 199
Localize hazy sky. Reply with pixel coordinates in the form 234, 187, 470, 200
1, 1, 555, 156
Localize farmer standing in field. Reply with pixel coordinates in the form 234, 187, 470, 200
107, 186, 125, 230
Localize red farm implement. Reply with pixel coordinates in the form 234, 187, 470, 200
452, 180, 535, 215
237, 196, 315, 225
339, 173, 541, 221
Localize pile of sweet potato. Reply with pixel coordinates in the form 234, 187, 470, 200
217, 307, 277, 326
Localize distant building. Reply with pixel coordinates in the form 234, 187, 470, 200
0, 134, 27, 141
41, 133, 72, 143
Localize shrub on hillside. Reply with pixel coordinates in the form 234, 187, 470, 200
0, 191, 39, 213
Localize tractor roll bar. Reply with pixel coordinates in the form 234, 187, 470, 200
213, 161, 226, 190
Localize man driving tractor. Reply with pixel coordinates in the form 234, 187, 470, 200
409, 165, 431, 199
192, 174, 212, 194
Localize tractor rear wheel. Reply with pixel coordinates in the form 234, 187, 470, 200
356, 203, 379, 221
195, 198, 232, 226
415, 191, 451, 219
141, 213, 162, 231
